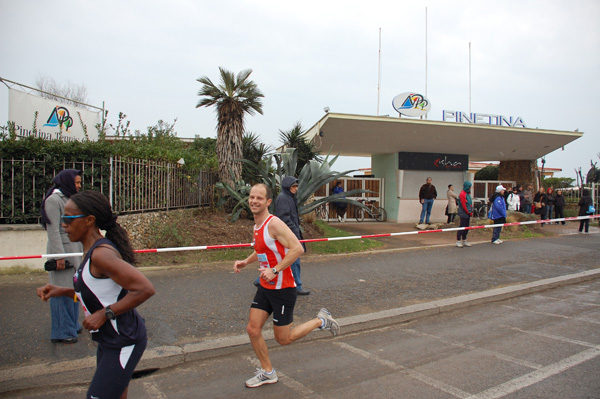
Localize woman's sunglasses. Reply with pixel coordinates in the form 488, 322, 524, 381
61, 214, 86, 225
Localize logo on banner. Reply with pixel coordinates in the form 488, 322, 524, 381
392, 92, 431, 117
398, 152, 468, 171
44, 106, 74, 131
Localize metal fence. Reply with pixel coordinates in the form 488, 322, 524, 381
0, 156, 218, 224
314, 177, 384, 221
110, 156, 217, 213
472, 180, 516, 202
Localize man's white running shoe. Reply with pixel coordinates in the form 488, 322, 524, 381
317, 308, 340, 336
492, 240, 501, 245
462, 241, 472, 247
456, 241, 463, 248
245, 368, 278, 388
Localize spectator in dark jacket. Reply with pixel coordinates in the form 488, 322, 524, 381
533, 187, 548, 226
554, 189, 566, 225
275, 176, 309, 295
578, 189, 594, 234
546, 187, 556, 223
522, 184, 533, 213
516, 185, 525, 212
418, 177, 437, 224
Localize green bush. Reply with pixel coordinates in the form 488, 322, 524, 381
1, 126, 219, 223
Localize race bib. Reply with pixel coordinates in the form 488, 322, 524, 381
257, 253, 269, 269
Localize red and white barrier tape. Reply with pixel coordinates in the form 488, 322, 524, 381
1, 215, 598, 261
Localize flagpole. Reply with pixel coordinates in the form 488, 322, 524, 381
377, 28, 382, 116
425, 7, 428, 119
469, 42, 472, 115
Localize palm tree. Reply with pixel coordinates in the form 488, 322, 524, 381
242, 131, 272, 184
279, 121, 322, 176
196, 67, 264, 188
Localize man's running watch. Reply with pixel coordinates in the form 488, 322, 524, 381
105, 305, 117, 320
271, 268, 279, 275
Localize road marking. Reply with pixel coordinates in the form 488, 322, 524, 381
504, 326, 596, 348
334, 341, 472, 399
142, 381, 168, 399
403, 328, 542, 370
536, 294, 600, 308
247, 357, 322, 398
501, 304, 600, 325
465, 346, 600, 399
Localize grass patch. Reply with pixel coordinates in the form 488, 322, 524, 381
564, 209, 578, 218
305, 220, 384, 255
137, 247, 250, 267
137, 220, 384, 267
513, 225, 544, 239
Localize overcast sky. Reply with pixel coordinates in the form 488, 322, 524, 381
1, 0, 598, 180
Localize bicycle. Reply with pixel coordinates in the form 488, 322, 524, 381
472, 200, 488, 220
315, 203, 329, 221
355, 198, 387, 222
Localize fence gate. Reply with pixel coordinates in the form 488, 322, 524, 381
314, 177, 384, 221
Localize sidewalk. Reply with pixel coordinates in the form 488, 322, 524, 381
0, 220, 598, 394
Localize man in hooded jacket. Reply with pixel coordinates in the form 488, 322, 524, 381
275, 176, 310, 295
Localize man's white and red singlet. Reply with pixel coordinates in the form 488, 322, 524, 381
254, 215, 297, 290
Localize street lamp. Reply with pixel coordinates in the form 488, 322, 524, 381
540, 157, 546, 187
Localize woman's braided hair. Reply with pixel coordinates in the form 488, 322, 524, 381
70, 190, 136, 264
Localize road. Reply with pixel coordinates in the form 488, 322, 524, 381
4, 277, 600, 398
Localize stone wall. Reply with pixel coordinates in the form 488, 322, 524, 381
0, 209, 199, 269
498, 160, 537, 188
117, 209, 193, 249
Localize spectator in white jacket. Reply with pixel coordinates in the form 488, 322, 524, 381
506, 186, 521, 211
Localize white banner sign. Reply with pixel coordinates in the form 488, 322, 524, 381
8, 89, 100, 141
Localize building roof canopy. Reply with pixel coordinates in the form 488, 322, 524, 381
303, 113, 582, 162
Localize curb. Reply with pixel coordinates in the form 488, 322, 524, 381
2, 268, 600, 394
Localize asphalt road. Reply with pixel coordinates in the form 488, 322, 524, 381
4, 275, 600, 398
0, 225, 598, 397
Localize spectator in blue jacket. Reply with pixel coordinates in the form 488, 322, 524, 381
489, 185, 507, 244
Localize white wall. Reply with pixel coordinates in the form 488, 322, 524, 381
397, 170, 466, 223
0, 226, 47, 269
399, 171, 466, 199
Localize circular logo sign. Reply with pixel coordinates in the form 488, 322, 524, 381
392, 92, 431, 117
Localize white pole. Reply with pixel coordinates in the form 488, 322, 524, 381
425, 7, 428, 120
469, 42, 472, 115
377, 28, 382, 116
425, 7, 428, 98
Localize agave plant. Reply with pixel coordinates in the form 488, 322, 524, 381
218, 147, 370, 221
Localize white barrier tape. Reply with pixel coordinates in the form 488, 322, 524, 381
1, 215, 598, 261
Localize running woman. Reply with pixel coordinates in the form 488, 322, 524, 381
233, 183, 339, 388
37, 190, 155, 399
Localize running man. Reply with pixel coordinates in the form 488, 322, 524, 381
233, 183, 339, 388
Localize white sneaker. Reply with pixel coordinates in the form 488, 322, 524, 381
317, 308, 340, 336
456, 241, 463, 248
246, 368, 278, 388
462, 241, 472, 247
497, 239, 503, 243
492, 240, 501, 245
